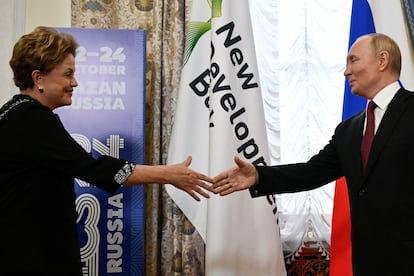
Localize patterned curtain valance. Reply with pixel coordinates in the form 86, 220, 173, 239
402, 0, 414, 52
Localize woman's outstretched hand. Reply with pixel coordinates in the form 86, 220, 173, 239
169, 156, 215, 201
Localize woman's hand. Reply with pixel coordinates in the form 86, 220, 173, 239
169, 156, 214, 201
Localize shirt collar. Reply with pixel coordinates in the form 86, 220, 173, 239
371, 81, 400, 111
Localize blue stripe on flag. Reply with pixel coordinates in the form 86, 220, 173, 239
342, 0, 376, 119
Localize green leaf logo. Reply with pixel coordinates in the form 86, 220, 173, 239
183, 0, 223, 65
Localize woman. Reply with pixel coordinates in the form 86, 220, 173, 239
0, 26, 213, 276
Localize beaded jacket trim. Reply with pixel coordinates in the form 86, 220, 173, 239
114, 162, 135, 184
0, 98, 35, 121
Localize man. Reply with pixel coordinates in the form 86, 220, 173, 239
213, 33, 414, 275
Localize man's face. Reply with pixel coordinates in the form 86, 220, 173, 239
344, 37, 381, 99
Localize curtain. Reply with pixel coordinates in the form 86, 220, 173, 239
71, 1, 205, 275
251, 0, 351, 261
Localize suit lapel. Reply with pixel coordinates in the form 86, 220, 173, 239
350, 111, 365, 181
364, 88, 410, 179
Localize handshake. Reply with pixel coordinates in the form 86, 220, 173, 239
168, 155, 257, 201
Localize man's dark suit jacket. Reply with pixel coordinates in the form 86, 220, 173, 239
250, 88, 414, 276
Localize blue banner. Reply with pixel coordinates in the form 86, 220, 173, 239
56, 28, 146, 276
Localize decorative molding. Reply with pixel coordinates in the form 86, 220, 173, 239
402, 0, 414, 53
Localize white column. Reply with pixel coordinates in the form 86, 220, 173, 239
0, 0, 26, 104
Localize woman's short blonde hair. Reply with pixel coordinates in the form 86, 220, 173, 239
9, 26, 79, 90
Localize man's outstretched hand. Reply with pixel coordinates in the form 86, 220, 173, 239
212, 156, 257, 196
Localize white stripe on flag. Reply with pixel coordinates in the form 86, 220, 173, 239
369, 0, 414, 90
166, 0, 286, 275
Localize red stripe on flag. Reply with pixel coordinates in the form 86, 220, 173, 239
330, 177, 352, 275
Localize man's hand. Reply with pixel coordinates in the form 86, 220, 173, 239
212, 156, 257, 196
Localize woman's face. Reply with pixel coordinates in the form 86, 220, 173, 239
37, 54, 78, 110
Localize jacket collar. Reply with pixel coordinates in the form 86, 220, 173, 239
362, 88, 411, 180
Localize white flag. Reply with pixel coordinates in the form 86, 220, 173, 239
166, 0, 286, 275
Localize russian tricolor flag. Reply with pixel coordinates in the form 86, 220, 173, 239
330, 1, 414, 275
